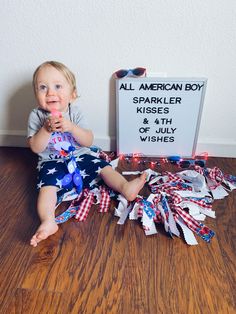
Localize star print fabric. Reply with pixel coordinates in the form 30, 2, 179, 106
37, 154, 111, 190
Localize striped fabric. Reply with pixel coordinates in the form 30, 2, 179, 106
75, 189, 95, 221
99, 186, 111, 213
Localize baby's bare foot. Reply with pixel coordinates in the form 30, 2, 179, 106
30, 220, 59, 247
122, 172, 147, 201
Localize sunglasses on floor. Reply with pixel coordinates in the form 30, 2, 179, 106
114, 67, 146, 79
178, 159, 206, 168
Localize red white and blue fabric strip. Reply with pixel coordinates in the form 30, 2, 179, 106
54, 161, 235, 245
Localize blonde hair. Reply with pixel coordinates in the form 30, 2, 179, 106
33, 61, 78, 97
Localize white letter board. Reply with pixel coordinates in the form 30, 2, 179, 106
116, 77, 207, 157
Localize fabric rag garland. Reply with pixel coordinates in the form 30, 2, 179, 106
55, 151, 236, 245
55, 186, 111, 224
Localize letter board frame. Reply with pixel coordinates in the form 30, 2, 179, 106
116, 77, 207, 157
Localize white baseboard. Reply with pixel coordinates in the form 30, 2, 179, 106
92, 136, 116, 151
0, 131, 117, 151
196, 139, 236, 158
0, 131, 235, 158
0, 131, 28, 147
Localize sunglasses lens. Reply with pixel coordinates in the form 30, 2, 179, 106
195, 160, 205, 167
132, 67, 146, 76
179, 161, 191, 168
115, 70, 129, 78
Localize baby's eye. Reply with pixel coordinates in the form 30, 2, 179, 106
55, 84, 62, 90
38, 84, 48, 92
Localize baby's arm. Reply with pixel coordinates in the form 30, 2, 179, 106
55, 117, 94, 147
70, 123, 94, 147
28, 121, 52, 153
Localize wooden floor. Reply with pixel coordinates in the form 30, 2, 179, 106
0, 147, 235, 314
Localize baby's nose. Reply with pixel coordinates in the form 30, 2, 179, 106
47, 87, 56, 95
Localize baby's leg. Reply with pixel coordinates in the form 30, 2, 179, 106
100, 166, 146, 201
30, 186, 59, 247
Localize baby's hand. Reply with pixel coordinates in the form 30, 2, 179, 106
44, 117, 54, 133
45, 116, 62, 133
45, 116, 73, 133
59, 117, 74, 133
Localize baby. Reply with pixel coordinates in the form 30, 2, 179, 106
28, 61, 146, 247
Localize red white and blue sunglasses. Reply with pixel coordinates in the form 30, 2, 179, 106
179, 159, 206, 168
167, 156, 206, 168
114, 67, 146, 79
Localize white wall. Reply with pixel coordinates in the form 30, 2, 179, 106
0, 0, 235, 157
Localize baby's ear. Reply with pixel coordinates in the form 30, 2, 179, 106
71, 90, 77, 101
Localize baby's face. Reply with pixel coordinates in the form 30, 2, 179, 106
35, 65, 76, 113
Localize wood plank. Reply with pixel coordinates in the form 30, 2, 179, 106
4, 289, 67, 314
213, 158, 236, 308
0, 148, 235, 314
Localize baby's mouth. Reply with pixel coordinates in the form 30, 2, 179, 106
47, 100, 59, 105
46, 96, 59, 104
